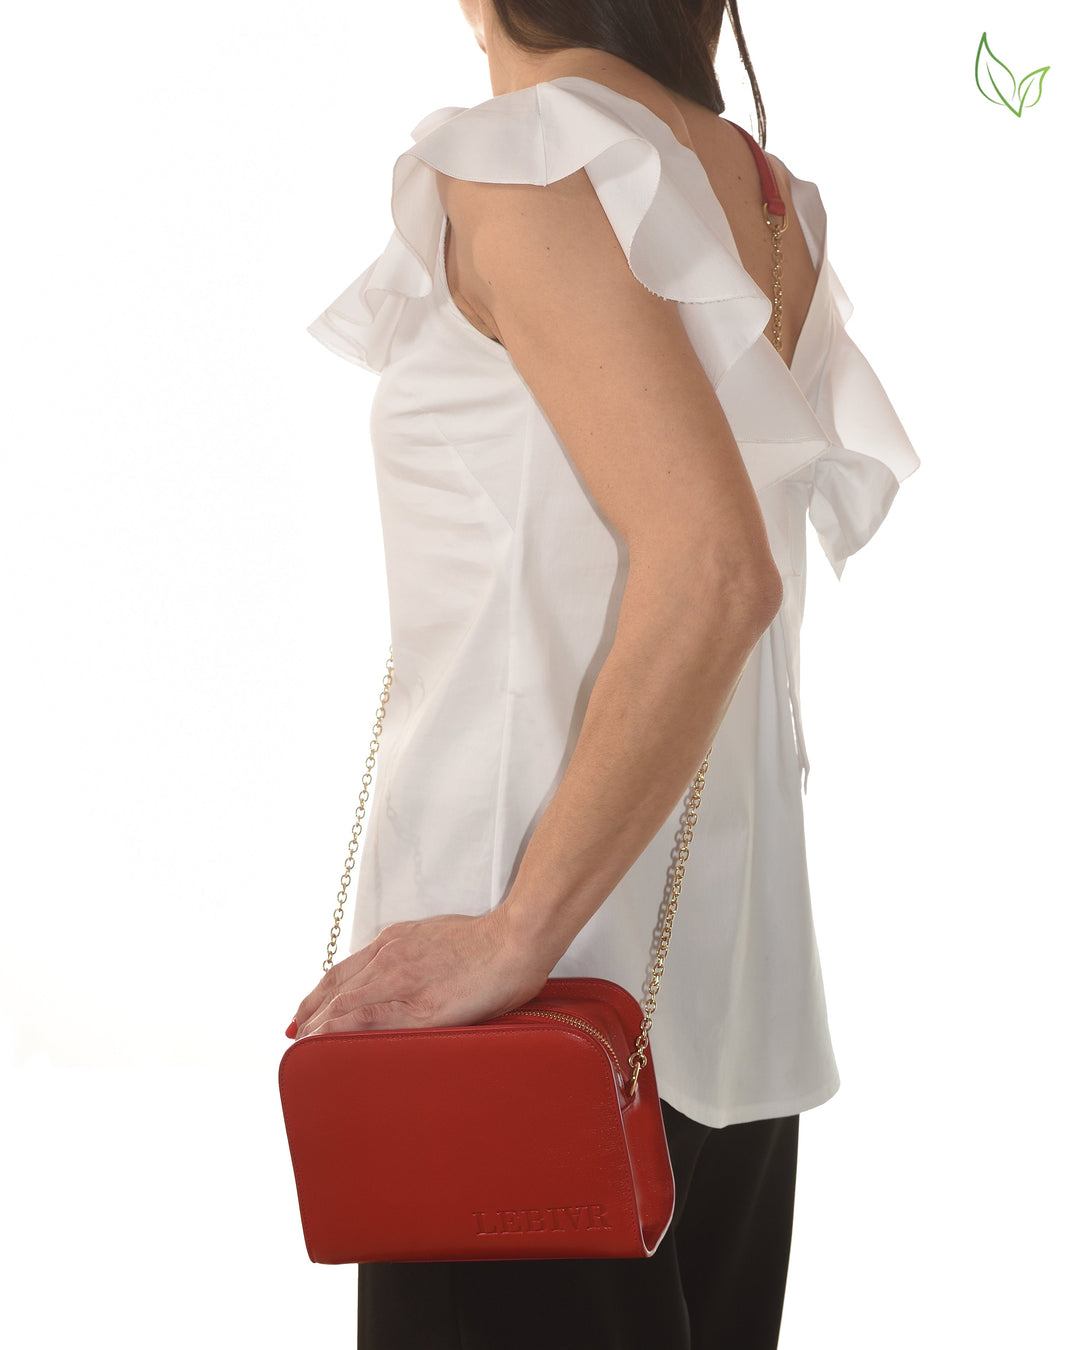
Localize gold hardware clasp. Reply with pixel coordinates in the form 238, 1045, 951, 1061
763, 202, 788, 232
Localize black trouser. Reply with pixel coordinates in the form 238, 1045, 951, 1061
357, 1099, 800, 1349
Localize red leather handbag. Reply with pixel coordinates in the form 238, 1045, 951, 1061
279, 654, 713, 1265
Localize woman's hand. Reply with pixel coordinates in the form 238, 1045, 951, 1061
288, 908, 552, 1039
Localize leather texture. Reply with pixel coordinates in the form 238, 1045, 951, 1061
726, 119, 787, 219
279, 978, 676, 1264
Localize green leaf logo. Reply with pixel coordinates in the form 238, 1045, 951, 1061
975, 32, 1049, 116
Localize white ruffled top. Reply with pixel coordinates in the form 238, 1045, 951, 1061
307, 76, 920, 1128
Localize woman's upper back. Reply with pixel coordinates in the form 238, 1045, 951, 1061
664, 90, 820, 370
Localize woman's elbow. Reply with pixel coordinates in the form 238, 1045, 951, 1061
627, 532, 785, 649
702, 549, 785, 638
740, 559, 785, 630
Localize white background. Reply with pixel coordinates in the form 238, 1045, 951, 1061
2, 1, 1076, 1344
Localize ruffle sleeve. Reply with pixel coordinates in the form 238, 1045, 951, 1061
782, 169, 921, 579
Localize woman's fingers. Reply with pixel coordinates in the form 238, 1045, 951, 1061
291, 916, 471, 1033
294, 958, 453, 1038
301, 996, 413, 1037
288, 911, 549, 1038
290, 931, 390, 1030
296, 966, 416, 1038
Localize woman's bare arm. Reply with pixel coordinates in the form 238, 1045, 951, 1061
453, 168, 784, 967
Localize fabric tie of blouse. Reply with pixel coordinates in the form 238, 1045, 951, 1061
307, 77, 921, 792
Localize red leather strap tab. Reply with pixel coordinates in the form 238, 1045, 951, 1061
724, 119, 786, 220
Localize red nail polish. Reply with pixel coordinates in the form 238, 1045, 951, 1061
285, 1019, 298, 1039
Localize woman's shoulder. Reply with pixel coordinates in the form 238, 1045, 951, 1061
409, 74, 705, 193
415, 75, 771, 326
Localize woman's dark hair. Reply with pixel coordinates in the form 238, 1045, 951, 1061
489, 0, 768, 146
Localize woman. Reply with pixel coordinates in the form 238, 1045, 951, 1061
289, 0, 919, 1345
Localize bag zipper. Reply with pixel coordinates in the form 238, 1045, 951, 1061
496, 1008, 621, 1067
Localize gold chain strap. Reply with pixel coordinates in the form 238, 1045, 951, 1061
764, 199, 788, 354
626, 748, 712, 1095
322, 192, 784, 1091
322, 649, 395, 974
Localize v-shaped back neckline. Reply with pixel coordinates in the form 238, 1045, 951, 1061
531, 76, 826, 371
